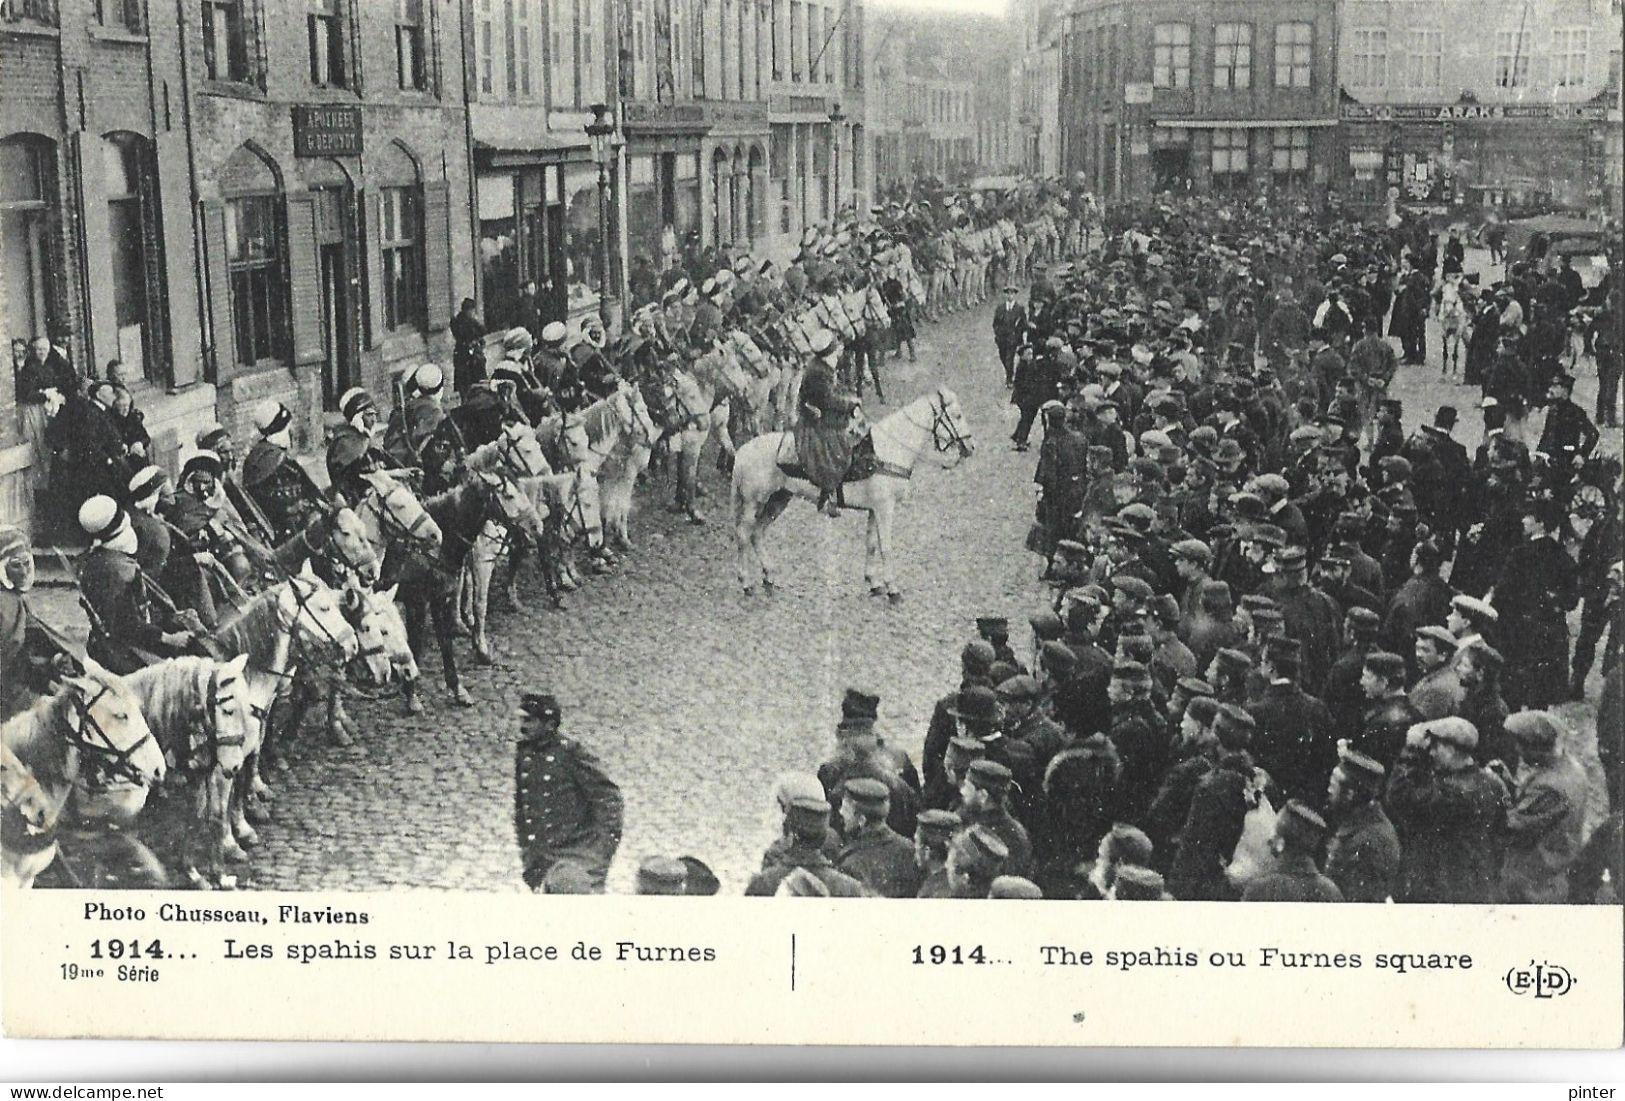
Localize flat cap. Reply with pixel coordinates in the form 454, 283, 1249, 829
1363, 651, 1406, 679
1171, 538, 1213, 564
1175, 676, 1215, 698
1346, 606, 1382, 634
1450, 593, 1499, 624
1215, 647, 1254, 672
1111, 660, 1153, 685
965, 758, 1014, 793
996, 674, 1042, 703
1111, 574, 1155, 602
1112, 865, 1166, 900
842, 776, 892, 812
1335, 745, 1386, 788
1029, 610, 1065, 639
1415, 624, 1457, 648
1505, 710, 1562, 749
1041, 639, 1079, 672
988, 876, 1044, 900
915, 809, 962, 842
1413, 716, 1479, 750
957, 825, 1010, 867
635, 856, 690, 895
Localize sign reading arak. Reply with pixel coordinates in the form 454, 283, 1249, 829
1341, 101, 1609, 123
292, 105, 363, 157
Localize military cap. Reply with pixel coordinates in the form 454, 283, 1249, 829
1276, 800, 1328, 850
1240, 593, 1277, 612
536, 320, 568, 346
1171, 538, 1213, 565
1151, 593, 1182, 626
1215, 647, 1254, 673
987, 660, 1020, 687
1450, 593, 1499, 625
1413, 716, 1479, 750
1363, 651, 1406, 680
541, 860, 596, 894
988, 875, 1044, 900
965, 758, 1014, 793
956, 825, 1010, 868
1111, 660, 1153, 687
1054, 538, 1090, 561
1505, 710, 1562, 750
502, 327, 535, 353
840, 688, 881, 720
961, 638, 997, 672
842, 776, 892, 814
976, 615, 1010, 638
1041, 639, 1079, 673
780, 867, 831, 897
1334, 510, 1367, 533
1175, 676, 1215, 699
1074, 583, 1110, 606
1346, 606, 1381, 636
1415, 624, 1457, 649
916, 809, 961, 842
1334, 745, 1386, 789
1215, 439, 1247, 465
1251, 473, 1290, 498
1262, 633, 1301, 657
1273, 545, 1308, 570
179, 449, 222, 483
1198, 579, 1234, 608
677, 856, 720, 896
196, 423, 231, 451
1112, 864, 1166, 900
252, 399, 294, 436
1103, 823, 1154, 867
996, 674, 1042, 703
1186, 695, 1221, 726
128, 465, 166, 501
1029, 610, 1065, 640
519, 692, 561, 720
1097, 360, 1123, 378
636, 856, 690, 895
1118, 502, 1159, 530
1111, 574, 1155, 603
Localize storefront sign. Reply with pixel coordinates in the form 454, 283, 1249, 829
1124, 83, 1153, 105
292, 105, 363, 157
768, 94, 834, 118
624, 100, 767, 130
1340, 100, 1609, 123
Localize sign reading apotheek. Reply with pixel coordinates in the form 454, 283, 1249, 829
292, 105, 363, 157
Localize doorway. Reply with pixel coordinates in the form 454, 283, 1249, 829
311, 185, 356, 409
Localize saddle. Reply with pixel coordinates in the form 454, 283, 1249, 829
777, 433, 878, 500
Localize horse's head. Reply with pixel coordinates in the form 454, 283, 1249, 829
205, 653, 253, 780
553, 413, 593, 468
282, 564, 359, 662
327, 506, 380, 585
934, 388, 976, 462
478, 470, 547, 540
623, 383, 661, 448
348, 583, 418, 686
1, 738, 64, 840
359, 471, 442, 556
495, 420, 552, 478
62, 659, 164, 821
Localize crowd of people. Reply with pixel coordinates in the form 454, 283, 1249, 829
4, 174, 1620, 901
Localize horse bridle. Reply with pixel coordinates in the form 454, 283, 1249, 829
360, 480, 440, 562
901, 391, 973, 465
58, 684, 157, 791
179, 669, 248, 777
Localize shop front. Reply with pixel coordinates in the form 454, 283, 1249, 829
621, 102, 709, 278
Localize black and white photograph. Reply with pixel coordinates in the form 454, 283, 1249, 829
1, 0, 1620, 928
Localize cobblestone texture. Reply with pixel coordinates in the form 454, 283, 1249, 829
26, 246, 1616, 894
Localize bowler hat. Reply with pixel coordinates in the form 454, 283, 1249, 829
948, 684, 1000, 725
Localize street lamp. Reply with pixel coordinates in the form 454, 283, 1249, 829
829, 103, 846, 221
585, 102, 617, 328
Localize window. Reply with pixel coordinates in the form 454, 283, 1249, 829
772, 0, 783, 79
1213, 23, 1251, 89
0, 0, 58, 26
0, 137, 57, 348
1271, 128, 1309, 189
771, 126, 792, 234
550, 0, 574, 103
396, 0, 427, 91
579, 0, 596, 104
824, 3, 835, 84
790, 1, 803, 81
512, 0, 534, 98
379, 187, 423, 331
97, 0, 142, 32
308, 0, 346, 87
1152, 23, 1190, 89
202, 0, 250, 83
1405, 28, 1441, 89
476, 0, 495, 94
1210, 128, 1249, 190
807, 4, 819, 84
1552, 28, 1588, 87
1495, 30, 1528, 88
1274, 22, 1310, 88
103, 135, 157, 381
225, 194, 287, 366
1349, 28, 1386, 89
692, 0, 706, 94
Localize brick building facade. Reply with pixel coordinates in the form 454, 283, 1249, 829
1060, 0, 1339, 201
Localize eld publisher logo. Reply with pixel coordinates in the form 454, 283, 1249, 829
1503, 960, 1577, 998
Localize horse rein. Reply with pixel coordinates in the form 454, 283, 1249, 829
57, 684, 156, 791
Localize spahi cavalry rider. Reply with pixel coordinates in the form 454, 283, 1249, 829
327, 386, 412, 505
797, 329, 862, 518
242, 400, 327, 542
76, 495, 204, 675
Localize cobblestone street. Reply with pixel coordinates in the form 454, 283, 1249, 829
24, 247, 1616, 895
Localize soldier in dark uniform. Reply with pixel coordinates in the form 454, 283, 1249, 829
0, 526, 80, 720
1240, 801, 1343, 902
747, 785, 865, 897
51, 378, 132, 520
1323, 746, 1401, 903
513, 693, 624, 892
165, 449, 259, 618
75, 495, 199, 675
955, 759, 1033, 879
242, 400, 326, 542
796, 329, 861, 517
385, 364, 452, 467
450, 298, 487, 394
1537, 373, 1600, 464
198, 423, 276, 550
1355, 651, 1421, 771
1493, 499, 1579, 709
833, 778, 919, 898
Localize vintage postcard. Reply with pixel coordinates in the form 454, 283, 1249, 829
2, 0, 1621, 1050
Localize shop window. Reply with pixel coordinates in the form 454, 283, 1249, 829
674, 154, 700, 245
1210, 128, 1249, 192
396, 0, 428, 91
476, 174, 519, 330
225, 194, 288, 366
811, 123, 830, 222
1, 0, 58, 26
0, 136, 57, 349
579, 0, 598, 105
96, 0, 142, 32
103, 134, 160, 383
790, 1, 803, 82
203, 0, 252, 84
1271, 128, 1309, 191
771, 126, 792, 235
564, 164, 608, 313
380, 187, 423, 331
1152, 22, 1189, 89
692, 0, 706, 94
1552, 28, 1588, 87
1274, 22, 1310, 88
1213, 23, 1251, 90
1349, 29, 1386, 89
1495, 30, 1528, 89
307, 0, 346, 88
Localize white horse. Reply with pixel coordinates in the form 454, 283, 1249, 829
729, 388, 976, 600
592, 384, 663, 552
1436, 276, 1471, 376
460, 424, 554, 652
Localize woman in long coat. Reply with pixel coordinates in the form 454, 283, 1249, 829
1464, 299, 1501, 390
